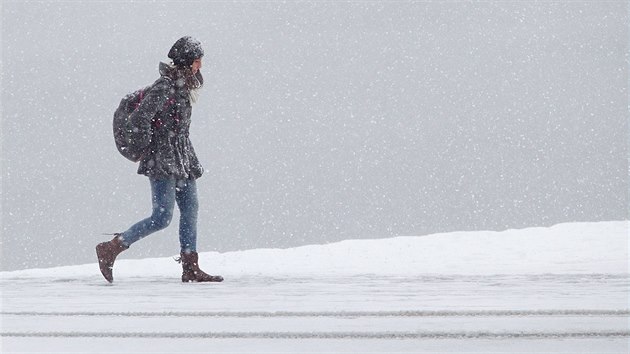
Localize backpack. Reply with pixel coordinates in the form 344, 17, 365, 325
112, 80, 174, 162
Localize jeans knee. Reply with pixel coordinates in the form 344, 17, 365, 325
183, 203, 198, 219
151, 209, 173, 230
179, 200, 198, 220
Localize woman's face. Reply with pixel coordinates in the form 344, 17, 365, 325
191, 58, 202, 74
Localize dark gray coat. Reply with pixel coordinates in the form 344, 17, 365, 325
130, 62, 204, 180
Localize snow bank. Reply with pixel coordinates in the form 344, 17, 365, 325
2, 221, 627, 279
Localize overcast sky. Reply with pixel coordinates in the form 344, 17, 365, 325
1, 1, 627, 271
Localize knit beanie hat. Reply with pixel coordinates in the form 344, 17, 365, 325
168, 36, 204, 67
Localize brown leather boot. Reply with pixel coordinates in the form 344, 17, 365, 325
179, 251, 223, 283
95, 234, 129, 283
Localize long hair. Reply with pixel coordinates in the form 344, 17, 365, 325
164, 63, 203, 103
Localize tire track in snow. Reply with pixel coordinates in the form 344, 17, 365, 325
2, 330, 629, 339
2, 309, 628, 317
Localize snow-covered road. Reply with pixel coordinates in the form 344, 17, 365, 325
2, 274, 628, 353
2, 222, 628, 353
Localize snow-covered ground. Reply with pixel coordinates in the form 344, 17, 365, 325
1, 221, 628, 353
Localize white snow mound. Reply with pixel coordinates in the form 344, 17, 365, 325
2, 221, 627, 279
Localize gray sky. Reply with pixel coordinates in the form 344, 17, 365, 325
1, 1, 628, 271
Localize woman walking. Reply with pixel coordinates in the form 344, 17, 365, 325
96, 36, 223, 283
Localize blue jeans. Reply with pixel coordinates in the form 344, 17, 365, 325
120, 178, 198, 253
